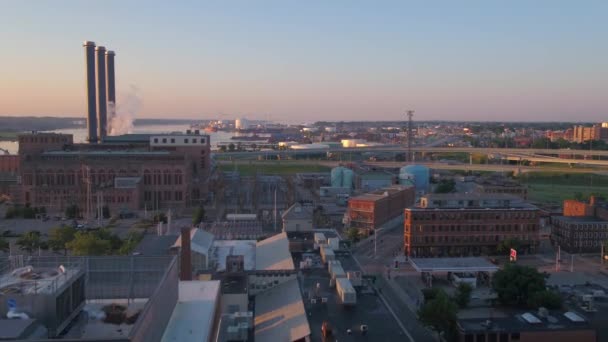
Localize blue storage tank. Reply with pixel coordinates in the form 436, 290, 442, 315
331, 167, 344, 188
331, 166, 354, 188
400, 165, 430, 193
342, 168, 354, 189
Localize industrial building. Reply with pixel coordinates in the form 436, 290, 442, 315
404, 193, 540, 257
6, 42, 211, 213
551, 196, 608, 253
12, 130, 211, 213
282, 202, 314, 232
457, 311, 596, 342
346, 185, 416, 233
474, 176, 528, 199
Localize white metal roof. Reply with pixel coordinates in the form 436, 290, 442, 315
212, 240, 256, 271
255, 232, 295, 271
172, 228, 214, 256
161, 280, 220, 342
254, 278, 310, 342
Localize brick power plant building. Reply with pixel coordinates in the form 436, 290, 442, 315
7, 41, 211, 213
404, 193, 540, 257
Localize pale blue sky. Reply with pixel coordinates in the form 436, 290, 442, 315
1, 1, 607, 122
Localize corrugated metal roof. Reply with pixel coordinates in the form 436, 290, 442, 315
255, 232, 294, 271
254, 278, 310, 342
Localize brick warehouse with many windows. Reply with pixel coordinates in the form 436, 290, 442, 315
404, 193, 540, 257
12, 131, 211, 213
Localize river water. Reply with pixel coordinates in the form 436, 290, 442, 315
0, 124, 260, 155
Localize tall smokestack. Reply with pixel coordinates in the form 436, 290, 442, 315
180, 227, 192, 281
96, 46, 107, 141
105, 50, 116, 125
83, 41, 98, 143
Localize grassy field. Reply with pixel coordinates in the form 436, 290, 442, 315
0, 131, 19, 141
526, 184, 608, 205
518, 172, 608, 205
217, 163, 330, 176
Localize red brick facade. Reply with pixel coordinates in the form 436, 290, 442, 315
13, 132, 211, 213
347, 186, 415, 232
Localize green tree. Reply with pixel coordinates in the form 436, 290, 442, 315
421, 287, 441, 302
66, 231, 111, 256
346, 227, 360, 242
492, 264, 548, 307
0, 236, 9, 253
418, 289, 458, 340
228, 143, 236, 152
219, 145, 227, 152
454, 283, 473, 308
22, 206, 36, 219
65, 204, 80, 219
48, 225, 76, 255
153, 212, 168, 224
118, 231, 144, 255
434, 179, 455, 193
16, 231, 42, 254
192, 206, 206, 225
527, 289, 562, 309
95, 229, 123, 251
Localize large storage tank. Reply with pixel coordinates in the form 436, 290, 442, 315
400, 165, 430, 193
342, 168, 354, 188
398, 173, 415, 187
331, 167, 344, 188
331, 167, 354, 188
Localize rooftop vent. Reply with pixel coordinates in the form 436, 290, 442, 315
564, 311, 586, 323
521, 312, 541, 324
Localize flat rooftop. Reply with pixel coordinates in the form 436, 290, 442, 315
553, 216, 607, 223
0, 265, 81, 295
212, 240, 256, 271
42, 150, 170, 156
458, 311, 594, 334
410, 257, 498, 273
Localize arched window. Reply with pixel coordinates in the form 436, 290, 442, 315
46, 169, 54, 186
163, 170, 171, 185
56, 170, 65, 185
108, 169, 116, 184
153, 170, 161, 185
143, 170, 151, 185
174, 170, 183, 185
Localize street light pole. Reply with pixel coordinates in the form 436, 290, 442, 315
375, 227, 384, 258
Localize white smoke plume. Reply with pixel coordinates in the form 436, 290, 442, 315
107, 85, 142, 135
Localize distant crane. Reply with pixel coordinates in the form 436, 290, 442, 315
406, 110, 414, 162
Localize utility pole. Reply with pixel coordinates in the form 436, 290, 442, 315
406, 110, 414, 162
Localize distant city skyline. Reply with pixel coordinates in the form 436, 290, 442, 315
1, 1, 607, 122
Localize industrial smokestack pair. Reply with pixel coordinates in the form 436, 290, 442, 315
83, 41, 116, 143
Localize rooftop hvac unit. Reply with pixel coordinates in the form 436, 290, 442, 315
321, 297, 328, 303
310, 298, 317, 304
0, 264, 86, 337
